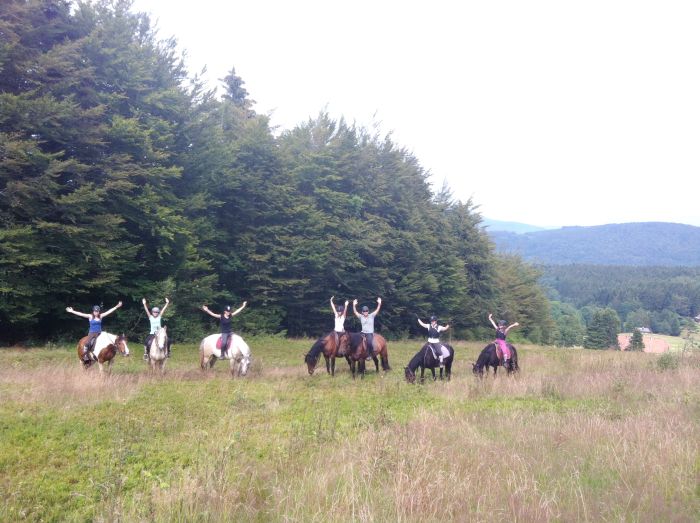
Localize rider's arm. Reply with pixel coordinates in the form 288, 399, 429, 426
330, 296, 337, 315
142, 299, 152, 318
488, 313, 498, 330
505, 322, 519, 334
440, 324, 450, 332
160, 297, 170, 315
65, 307, 91, 319
352, 299, 360, 318
101, 301, 122, 318
417, 318, 428, 329
343, 300, 349, 317
372, 297, 382, 315
202, 305, 221, 319
232, 301, 247, 316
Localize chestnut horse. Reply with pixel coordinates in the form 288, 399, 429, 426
77, 332, 129, 374
338, 332, 391, 379
199, 333, 251, 377
304, 332, 351, 376
404, 343, 454, 383
472, 342, 519, 377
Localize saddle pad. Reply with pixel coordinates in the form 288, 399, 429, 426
215, 336, 232, 350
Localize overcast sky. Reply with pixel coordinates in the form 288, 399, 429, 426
132, 0, 700, 227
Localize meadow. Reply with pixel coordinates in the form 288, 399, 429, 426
0, 337, 698, 522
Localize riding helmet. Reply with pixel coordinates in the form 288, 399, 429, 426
430, 315, 437, 322
224, 305, 232, 312
498, 319, 507, 327
336, 305, 344, 313
362, 305, 369, 312
151, 307, 160, 314
92, 305, 101, 312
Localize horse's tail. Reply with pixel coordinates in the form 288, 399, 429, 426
380, 338, 391, 371
305, 337, 325, 364
199, 338, 207, 370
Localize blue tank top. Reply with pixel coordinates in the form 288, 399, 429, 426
89, 317, 102, 333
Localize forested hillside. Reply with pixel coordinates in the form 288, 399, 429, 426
542, 265, 700, 337
0, 1, 553, 343
489, 222, 700, 266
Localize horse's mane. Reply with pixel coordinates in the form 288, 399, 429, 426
407, 345, 428, 372
305, 337, 326, 363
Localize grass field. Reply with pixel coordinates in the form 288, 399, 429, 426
0, 337, 698, 522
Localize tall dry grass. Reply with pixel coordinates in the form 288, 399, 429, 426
124, 348, 700, 522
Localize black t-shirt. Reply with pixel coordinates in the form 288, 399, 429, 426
220, 315, 232, 333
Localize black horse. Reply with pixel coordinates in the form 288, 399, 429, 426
405, 343, 454, 383
472, 342, 519, 377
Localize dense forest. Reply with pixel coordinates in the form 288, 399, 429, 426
543, 265, 700, 340
489, 222, 700, 266
0, 0, 554, 344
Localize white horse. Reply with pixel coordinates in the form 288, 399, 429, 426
77, 332, 130, 374
199, 333, 251, 377
147, 327, 168, 373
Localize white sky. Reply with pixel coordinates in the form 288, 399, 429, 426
132, 0, 700, 227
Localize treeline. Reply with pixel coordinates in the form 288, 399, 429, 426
0, 0, 553, 344
543, 265, 700, 343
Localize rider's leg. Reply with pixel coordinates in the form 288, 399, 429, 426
85, 332, 99, 360
221, 333, 230, 358
166, 337, 172, 357
366, 333, 374, 358
143, 335, 152, 360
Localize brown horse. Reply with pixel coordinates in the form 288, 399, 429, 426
304, 332, 351, 376
77, 332, 129, 374
338, 332, 391, 379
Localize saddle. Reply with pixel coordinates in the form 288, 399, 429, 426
215, 336, 233, 350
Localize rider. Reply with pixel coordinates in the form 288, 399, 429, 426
488, 313, 519, 368
65, 301, 122, 362
352, 297, 382, 357
142, 297, 171, 360
201, 301, 247, 358
417, 315, 450, 367
330, 296, 349, 350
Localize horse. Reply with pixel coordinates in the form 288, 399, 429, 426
304, 332, 351, 376
472, 342, 519, 377
77, 332, 129, 374
338, 332, 391, 379
199, 333, 251, 377
404, 343, 454, 383
146, 327, 168, 373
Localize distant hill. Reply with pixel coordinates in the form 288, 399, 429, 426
481, 218, 554, 234
487, 222, 700, 266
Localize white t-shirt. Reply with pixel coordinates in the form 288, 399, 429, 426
334, 314, 346, 332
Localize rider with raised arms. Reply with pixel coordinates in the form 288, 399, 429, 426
417, 315, 450, 367
201, 301, 247, 358
66, 301, 122, 361
352, 297, 382, 357
330, 296, 349, 349
142, 297, 171, 360
488, 313, 519, 368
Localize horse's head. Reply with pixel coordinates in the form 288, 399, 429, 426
116, 334, 129, 356
472, 362, 481, 375
155, 326, 167, 349
404, 366, 416, 384
304, 352, 318, 375
239, 354, 251, 376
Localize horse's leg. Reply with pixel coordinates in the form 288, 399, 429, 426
350, 360, 356, 380
420, 366, 425, 384
324, 355, 331, 375
359, 359, 366, 379
330, 356, 336, 377
372, 355, 379, 373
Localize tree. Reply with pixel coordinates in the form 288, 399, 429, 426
584, 308, 620, 349
628, 328, 645, 351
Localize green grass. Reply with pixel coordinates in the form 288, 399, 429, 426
0, 338, 698, 521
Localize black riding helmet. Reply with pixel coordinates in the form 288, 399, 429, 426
498, 319, 507, 327
361, 305, 369, 312
336, 305, 344, 313
92, 305, 101, 313
430, 315, 438, 322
